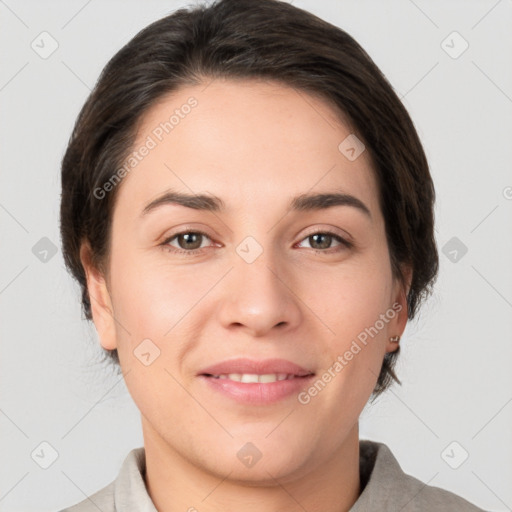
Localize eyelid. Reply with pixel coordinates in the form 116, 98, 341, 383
161, 224, 216, 242
300, 224, 353, 242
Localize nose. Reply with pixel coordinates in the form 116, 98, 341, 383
216, 247, 303, 338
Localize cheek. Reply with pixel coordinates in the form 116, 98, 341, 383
109, 251, 201, 336
307, 263, 392, 385
309, 261, 392, 336
107, 257, 197, 411
305, 278, 391, 418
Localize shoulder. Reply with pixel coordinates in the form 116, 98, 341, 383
388, 463, 485, 511
354, 440, 487, 512
57, 447, 149, 512
57, 481, 114, 512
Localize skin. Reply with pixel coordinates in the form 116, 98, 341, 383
81, 78, 411, 512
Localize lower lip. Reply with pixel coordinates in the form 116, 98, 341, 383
198, 374, 315, 405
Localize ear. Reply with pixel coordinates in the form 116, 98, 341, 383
386, 264, 412, 354
80, 242, 117, 351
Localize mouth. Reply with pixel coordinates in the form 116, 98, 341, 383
200, 372, 314, 383
198, 372, 315, 405
197, 359, 316, 405
197, 357, 315, 379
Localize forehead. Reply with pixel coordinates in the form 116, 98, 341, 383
118, 78, 380, 219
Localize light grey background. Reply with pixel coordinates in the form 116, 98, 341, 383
1, 1, 511, 511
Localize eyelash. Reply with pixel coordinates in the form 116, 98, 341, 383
161, 229, 353, 256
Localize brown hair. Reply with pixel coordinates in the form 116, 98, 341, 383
60, 0, 439, 397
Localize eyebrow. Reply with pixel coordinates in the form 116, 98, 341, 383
141, 189, 372, 219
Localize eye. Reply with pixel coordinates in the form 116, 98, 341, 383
161, 228, 352, 256
162, 230, 214, 255
296, 230, 352, 253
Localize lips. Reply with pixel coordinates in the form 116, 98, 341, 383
198, 358, 316, 405
198, 357, 315, 378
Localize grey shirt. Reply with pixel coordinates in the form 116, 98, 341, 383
59, 440, 485, 511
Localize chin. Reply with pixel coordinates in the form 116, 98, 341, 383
196, 434, 311, 484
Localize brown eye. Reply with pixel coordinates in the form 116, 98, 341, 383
175, 232, 204, 250
297, 231, 352, 253
162, 230, 213, 254
309, 233, 333, 250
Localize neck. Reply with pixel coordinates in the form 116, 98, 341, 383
142, 418, 361, 512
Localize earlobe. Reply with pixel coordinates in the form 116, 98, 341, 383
386, 265, 412, 353
79, 242, 117, 351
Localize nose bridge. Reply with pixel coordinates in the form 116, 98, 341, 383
234, 236, 285, 306
238, 242, 280, 293
217, 234, 301, 335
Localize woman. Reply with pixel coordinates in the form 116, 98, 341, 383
58, 0, 484, 510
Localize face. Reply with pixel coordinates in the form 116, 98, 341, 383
83, 78, 409, 483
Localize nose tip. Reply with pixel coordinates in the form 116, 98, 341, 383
217, 257, 302, 337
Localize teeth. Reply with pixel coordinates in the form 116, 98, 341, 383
212, 373, 294, 383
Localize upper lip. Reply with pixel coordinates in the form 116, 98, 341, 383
198, 358, 315, 377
